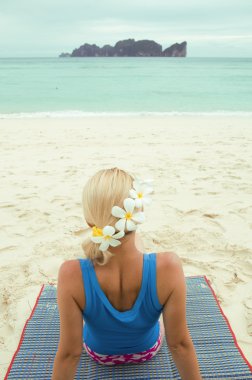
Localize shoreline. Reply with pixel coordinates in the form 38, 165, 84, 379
0, 115, 251, 373
1, 111, 252, 119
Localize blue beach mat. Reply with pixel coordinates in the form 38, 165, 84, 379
4, 276, 252, 379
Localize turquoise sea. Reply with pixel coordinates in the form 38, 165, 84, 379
0, 57, 252, 116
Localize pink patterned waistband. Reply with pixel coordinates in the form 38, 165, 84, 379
83, 321, 163, 366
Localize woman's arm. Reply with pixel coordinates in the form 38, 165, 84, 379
162, 253, 203, 380
51, 261, 83, 380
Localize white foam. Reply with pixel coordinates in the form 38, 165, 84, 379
1, 110, 252, 119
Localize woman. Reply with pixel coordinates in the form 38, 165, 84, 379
51, 168, 202, 380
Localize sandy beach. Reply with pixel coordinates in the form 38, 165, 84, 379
0, 115, 251, 374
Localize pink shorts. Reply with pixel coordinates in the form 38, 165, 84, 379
83, 321, 164, 365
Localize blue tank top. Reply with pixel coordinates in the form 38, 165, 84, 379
78, 252, 164, 355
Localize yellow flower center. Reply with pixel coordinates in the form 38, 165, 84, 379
92, 226, 103, 237
104, 235, 111, 240
125, 212, 132, 220
137, 192, 143, 198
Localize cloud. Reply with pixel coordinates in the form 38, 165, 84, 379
0, 0, 251, 56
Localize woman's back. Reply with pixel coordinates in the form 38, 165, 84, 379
92, 250, 146, 312
90, 251, 171, 312
78, 252, 166, 355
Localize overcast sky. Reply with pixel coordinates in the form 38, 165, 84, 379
0, 0, 251, 57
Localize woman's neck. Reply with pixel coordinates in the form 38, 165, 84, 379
107, 231, 144, 264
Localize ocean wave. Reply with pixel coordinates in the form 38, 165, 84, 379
1, 110, 252, 119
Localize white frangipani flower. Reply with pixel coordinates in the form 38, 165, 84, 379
111, 198, 145, 232
91, 225, 125, 252
129, 180, 153, 208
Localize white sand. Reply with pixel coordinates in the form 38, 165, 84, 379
0, 115, 252, 374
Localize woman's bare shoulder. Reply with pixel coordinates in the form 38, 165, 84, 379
58, 259, 80, 274
156, 251, 182, 268
156, 251, 183, 305
58, 259, 85, 284
58, 259, 85, 310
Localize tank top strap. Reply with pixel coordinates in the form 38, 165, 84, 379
148, 253, 163, 310
78, 258, 93, 315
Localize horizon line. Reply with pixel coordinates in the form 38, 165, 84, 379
0, 56, 252, 59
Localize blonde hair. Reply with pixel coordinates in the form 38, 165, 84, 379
82, 167, 134, 266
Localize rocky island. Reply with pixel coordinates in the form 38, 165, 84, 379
59, 39, 187, 57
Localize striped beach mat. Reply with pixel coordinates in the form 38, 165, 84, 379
4, 276, 252, 379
